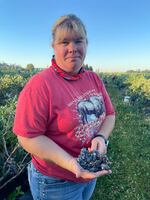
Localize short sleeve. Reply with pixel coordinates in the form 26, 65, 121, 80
13, 75, 49, 138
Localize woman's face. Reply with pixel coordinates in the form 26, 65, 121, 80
52, 30, 87, 75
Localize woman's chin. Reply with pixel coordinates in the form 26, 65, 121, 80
67, 66, 81, 75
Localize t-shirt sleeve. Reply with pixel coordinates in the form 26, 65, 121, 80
93, 73, 115, 115
13, 75, 49, 138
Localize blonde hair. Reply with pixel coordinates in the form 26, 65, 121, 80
52, 14, 87, 44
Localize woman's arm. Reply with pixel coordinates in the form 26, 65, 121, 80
17, 135, 74, 171
18, 135, 111, 179
99, 114, 116, 139
89, 114, 115, 154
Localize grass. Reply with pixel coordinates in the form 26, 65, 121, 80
91, 84, 150, 200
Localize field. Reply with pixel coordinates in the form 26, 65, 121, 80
0, 65, 149, 199
91, 74, 150, 200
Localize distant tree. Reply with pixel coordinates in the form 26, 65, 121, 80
127, 69, 150, 73
88, 66, 93, 71
26, 63, 34, 70
126, 70, 136, 73
83, 64, 93, 71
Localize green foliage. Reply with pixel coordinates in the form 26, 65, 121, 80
0, 74, 25, 105
98, 72, 127, 88
7, 186, 24, 200
0, 64, 41, 105
98, 72, 150, 107
26, 63, 34, 70
0, 97, 22, 177
0, 97, 17, 145
91, 81, 150, 200
83, 64, 93, 71
125, 73, 150, 99
0, 64, 36, 190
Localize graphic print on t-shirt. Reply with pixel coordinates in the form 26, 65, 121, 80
77, 96, 104, 124
73, 92, 106, 145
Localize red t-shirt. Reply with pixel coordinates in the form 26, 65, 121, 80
13, 66, 115, 182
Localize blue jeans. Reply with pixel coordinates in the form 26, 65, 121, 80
28, 162, 96, 200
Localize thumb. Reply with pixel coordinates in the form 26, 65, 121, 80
88, 140, 98, 152
75, 169, 81, 178
72, 160, 82, 178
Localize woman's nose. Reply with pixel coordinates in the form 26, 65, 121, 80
68, 42, 77, 52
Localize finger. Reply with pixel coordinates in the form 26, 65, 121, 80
80, 170, 98, 179
89, 141, 98, 152
80, 169, 112, 179
75, 170, 81, 178
97, 145, 107, 155
76, 167, 90, 178
95, 169, 112, 177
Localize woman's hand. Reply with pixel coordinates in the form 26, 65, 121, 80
88, 137, 107, 155
68, 157, 111, 179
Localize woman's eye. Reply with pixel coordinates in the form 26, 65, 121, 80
76, 40, 82, 44
62, 41, 68, 45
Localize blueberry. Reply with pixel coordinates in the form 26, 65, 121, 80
77, 148, 111, 172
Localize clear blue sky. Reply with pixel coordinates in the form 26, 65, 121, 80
0, 0, 150, 72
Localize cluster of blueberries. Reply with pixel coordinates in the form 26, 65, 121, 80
77, 148, 111, 172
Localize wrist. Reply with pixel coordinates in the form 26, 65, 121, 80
92, 133, 109, 147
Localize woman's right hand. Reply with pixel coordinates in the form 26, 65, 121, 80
68, 158, 112, 179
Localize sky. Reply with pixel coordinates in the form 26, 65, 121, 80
0, 0, 150, 72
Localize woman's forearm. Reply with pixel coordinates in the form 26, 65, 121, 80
17, 135, 74, 172
99, 114, 115, 139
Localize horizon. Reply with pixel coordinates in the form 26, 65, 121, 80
0, 61, 149, 73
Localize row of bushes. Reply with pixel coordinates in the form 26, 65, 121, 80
99, 72, 150, 109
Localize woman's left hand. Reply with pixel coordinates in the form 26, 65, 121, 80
88, 137, 107, 155
68, 157, 111, 179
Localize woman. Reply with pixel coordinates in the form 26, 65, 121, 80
13, 14, 115, 200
